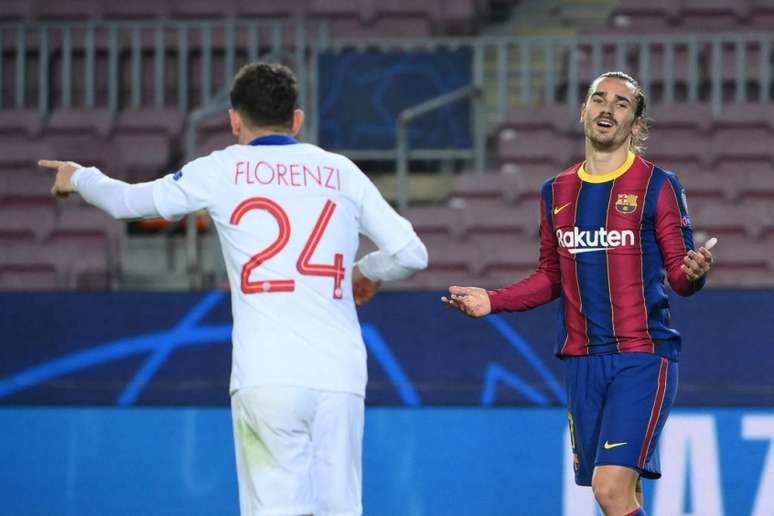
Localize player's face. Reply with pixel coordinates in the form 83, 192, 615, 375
581, 77, 641, 151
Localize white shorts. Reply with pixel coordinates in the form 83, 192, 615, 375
231, 385, 364, 516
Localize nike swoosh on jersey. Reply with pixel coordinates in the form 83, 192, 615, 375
553, 202, 572, 215
603, 441, 628, 450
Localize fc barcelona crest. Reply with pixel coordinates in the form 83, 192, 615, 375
615, 193, 638, 214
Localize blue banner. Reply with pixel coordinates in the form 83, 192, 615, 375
0, 290, 772, 406
318, 49, 472, 150
1, 407, 773, 516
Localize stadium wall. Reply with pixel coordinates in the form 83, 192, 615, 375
1, 290, 772, 515
1, 407, 773, 516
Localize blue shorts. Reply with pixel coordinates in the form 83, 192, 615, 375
564, 352, 678, 486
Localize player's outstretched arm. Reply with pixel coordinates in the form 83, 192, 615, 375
39, 159, 163, 220
441, 286, 491, 318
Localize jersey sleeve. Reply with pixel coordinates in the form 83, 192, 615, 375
357, 174, 419, 255
487, 181, 562, 312
150, 153, 218, 221
655, 173, 705, 296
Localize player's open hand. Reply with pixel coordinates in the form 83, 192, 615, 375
441, 286, 491, 318
682, 237, 716, 282
352, 265, 381, 305
38, 159, 82, 198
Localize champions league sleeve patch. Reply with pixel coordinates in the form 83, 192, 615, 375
680, 189, 691, 227
681, 189, 689, 213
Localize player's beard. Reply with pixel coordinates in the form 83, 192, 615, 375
584, 115, 632, 152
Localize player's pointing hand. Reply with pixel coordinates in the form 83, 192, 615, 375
38, 159, 82, 198
441, 285, 491, 318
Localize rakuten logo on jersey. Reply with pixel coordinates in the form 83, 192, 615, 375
556, 227, 636, 254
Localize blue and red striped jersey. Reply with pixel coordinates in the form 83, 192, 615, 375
488, 152, 704, 360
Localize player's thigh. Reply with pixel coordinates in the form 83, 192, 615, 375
564, 356, 609, 487
596, 353, 678, 479
311, 391, 364, 516
231, 386, 318, 516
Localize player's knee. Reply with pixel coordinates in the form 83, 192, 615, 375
592, 477, 626, 511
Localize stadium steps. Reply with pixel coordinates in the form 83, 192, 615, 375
371, 172, 456, 205
479, 0, 616, 126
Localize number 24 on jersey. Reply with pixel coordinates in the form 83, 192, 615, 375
230, 197, 345, 299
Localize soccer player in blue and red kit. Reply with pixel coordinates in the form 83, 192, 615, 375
442, 71, 714, 516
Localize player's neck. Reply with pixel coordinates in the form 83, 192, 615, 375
583, 142, 631, 176
238, 128, 294, 145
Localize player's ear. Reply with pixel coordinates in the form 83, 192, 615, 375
631, 116, 644, 138
290, 109, 304, 136
229, 109, 240, 138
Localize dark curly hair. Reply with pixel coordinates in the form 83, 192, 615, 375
230, 63, 298, 130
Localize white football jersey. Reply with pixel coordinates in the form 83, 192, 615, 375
148, 137, 418, 397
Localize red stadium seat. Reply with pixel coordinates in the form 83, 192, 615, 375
47, 109, 115, 139
55, 201, 124, 240
0, 166, 57, 200
710, 127, 773, 165
0, 196, 57, 241
405, 205, 466, 239
0, 110, 44, 137
497, 128, 581, 169
44, 230, 115, 289
104, 0, 171, 19
692, 199, 764, 239
0, 265, 58, 290
460, 199, 540, 238
452, 171, 525, 206
501, 104, 578, 133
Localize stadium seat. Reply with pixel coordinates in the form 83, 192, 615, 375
0, 110, 44, 137
0, 230, 36, 264
55, 201, 124, 240
0, 166, 57, 201
29, 0, 105, 20
692, 199, 763, 238
0, 136, 56, 167
0, 265, 58, 290
423, 237, 485, 275
711, 164, 774, 201
639, 129, 713, 167
169, 0, 238, 19
497, 129, 581, 169
47, 109, 115, 139
649, 103, 713, 133
0, 196, 57, 241
501, 105, 578, 133
451, 171, 525, 206
405, 205, 466, 239
710, 127, 774, 164
459, 199, 540, 238
670, 167, 726, 201
45, 230, 114, 289
469, 232, 540, 272
103, 0, 171, 19
607, 0, 679, 32
713, 103, 774, 131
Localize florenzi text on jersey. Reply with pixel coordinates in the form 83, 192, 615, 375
234, 160, 342, 191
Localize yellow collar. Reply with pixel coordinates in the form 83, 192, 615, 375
578, 151, 636, 183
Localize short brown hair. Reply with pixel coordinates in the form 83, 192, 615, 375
230, 63, 298, 129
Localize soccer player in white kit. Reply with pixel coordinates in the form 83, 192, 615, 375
40, 63, 428, 516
